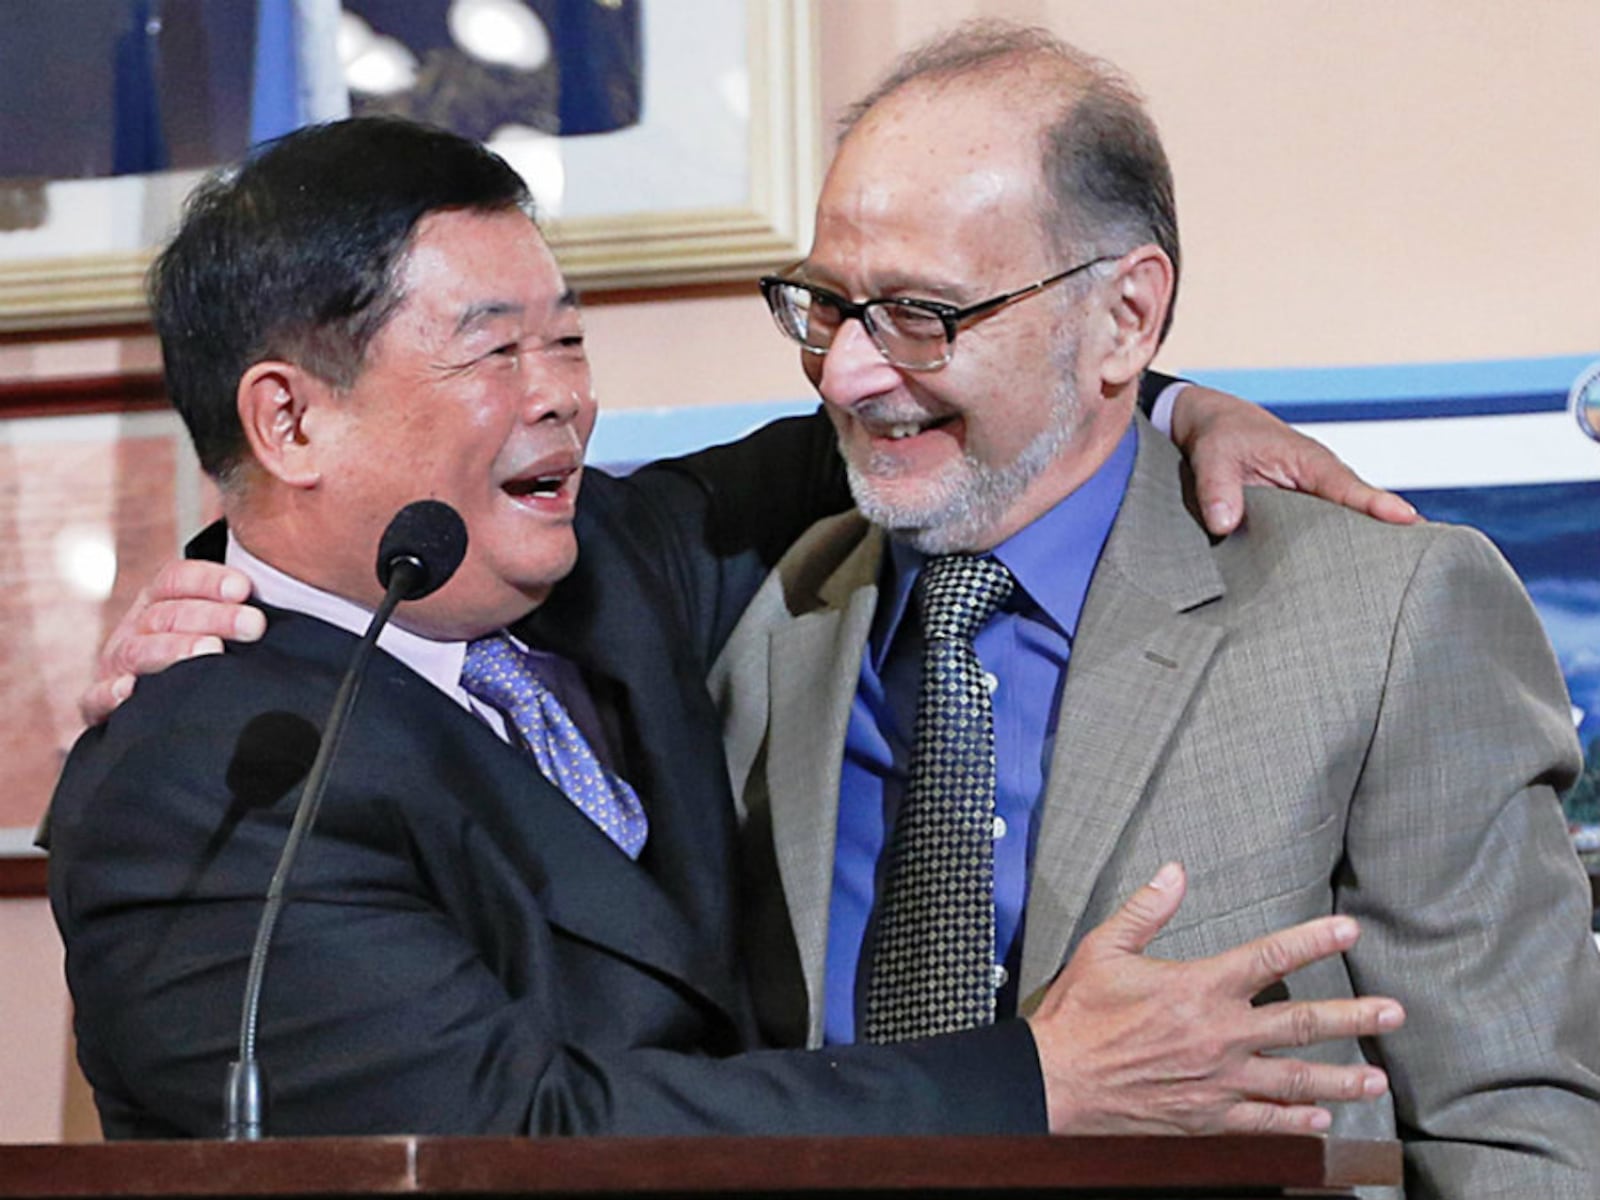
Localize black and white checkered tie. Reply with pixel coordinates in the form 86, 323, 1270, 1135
862, 554, 1015, 1043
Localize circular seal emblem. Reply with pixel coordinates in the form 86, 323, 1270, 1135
1571, 359, 1600, 443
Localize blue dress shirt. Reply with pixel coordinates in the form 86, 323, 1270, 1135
825, 426, 1137, 1043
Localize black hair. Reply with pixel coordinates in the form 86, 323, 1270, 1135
150, 116, 533, 482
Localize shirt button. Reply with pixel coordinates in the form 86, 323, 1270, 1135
983, 671, 999, 694
991, 964, 1009, 990
992, 815, 1008, 840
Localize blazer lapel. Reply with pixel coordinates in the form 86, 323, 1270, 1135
364, 641, 741, 1023
511, 527, 749, 1027
764, 525, 884, 1045
1019, 423, 1227, 1003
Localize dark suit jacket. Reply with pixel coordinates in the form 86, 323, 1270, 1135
47, 423, 1045, 1139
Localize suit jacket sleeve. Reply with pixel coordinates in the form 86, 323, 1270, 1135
1139, 369, 1179, 417
1339, 525, 1600, 1197
592, 409, 850, 670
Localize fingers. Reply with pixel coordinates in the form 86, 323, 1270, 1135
1086, 862, 1187, 956
148, 559, 254, 605
1352, 482, 1421, 525
1036, 879, 1405, 1137
82, 632, 229, 727
1253, 994, 1406, 1052
133, 563, 263, 648
1218, 914, 1363, 993
1167, 384, 1277, 535
78, 675, 135, 728
134, 597, 264, 646
1297, 457, 1420, 527
1197, 478, 1244, 537
1172, 379, 1421, 534
1216, 1100, 1335, 1135
1237, 1048, 1392, 1107
110, 630, 228, 677
1218, 1047, 1392, 1136
80, 558, 261, 729
1214, 919, 1405, 1056
1186, 437, 1251, 535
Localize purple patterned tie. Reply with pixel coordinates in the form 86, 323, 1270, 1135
460, 634, 648, 858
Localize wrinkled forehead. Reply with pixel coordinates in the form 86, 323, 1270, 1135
810, 82, 1055, 284
392, 207, 574, 323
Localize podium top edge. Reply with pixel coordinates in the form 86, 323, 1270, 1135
0, 1135, 1401, 1198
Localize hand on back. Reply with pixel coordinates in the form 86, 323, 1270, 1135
80, 559, 263, 726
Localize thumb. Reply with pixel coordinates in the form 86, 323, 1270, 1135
1092, 861, 1186, 956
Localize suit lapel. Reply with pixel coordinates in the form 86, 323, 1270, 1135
764, 525, 884, 1043
509, 508, 749, 1026
1019, 424, 1227, 1003
354, 635, 742, 1023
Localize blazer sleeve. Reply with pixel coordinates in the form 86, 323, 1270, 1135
586, 409, 852, 670
1337, 524, 1600, 1196
49, 657, 1047, 1140
1139, 369, 1179, 417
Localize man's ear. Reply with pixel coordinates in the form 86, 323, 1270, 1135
237, 362, 324, 488
1094, 245, 1174, 390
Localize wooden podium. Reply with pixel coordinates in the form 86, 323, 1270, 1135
0, 1135, 1399, 1199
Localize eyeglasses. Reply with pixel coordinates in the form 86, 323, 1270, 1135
758, 256, 1115, 371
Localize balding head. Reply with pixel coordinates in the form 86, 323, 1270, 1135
839, 21, 1179, 343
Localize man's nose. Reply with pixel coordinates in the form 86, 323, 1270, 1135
815, 318, 901, 405
520, 364, 585, 425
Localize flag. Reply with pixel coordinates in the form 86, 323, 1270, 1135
250, 0, 350, 148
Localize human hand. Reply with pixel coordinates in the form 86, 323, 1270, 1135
79, 559, 264, 726
1026, 862, 1404, 1136
1171, 384, 1419, 535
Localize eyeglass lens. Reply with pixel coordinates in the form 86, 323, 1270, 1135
770, 283, 949, 369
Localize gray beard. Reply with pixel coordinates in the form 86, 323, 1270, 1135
846, 364, 1082, 555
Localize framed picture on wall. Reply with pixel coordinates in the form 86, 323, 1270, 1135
0, 0, 818, 335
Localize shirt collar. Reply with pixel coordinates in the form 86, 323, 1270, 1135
226, 532, 474, 707
870, 423, 1136, 668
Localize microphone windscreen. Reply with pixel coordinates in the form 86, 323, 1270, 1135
375, 500, 469, 601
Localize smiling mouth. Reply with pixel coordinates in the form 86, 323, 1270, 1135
870, 415, 958, 441
502, 467, 576, 502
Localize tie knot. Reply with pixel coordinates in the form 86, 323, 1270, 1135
461, 633, 543, 711
916, 555, 1015, 644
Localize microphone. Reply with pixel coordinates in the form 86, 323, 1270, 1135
224, 501, 468, 1140
376, 498, 469, 601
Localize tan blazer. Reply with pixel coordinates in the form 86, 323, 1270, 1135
710, 419, 1600, 1198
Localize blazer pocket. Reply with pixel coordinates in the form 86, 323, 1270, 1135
1159, 809, 1341, 942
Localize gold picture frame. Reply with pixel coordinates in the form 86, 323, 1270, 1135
0, 0, 819, 334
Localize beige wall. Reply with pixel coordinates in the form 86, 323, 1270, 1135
3, 0, 1596, 1142
0, 899, 95, 1142
582, 0, 1599, 415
